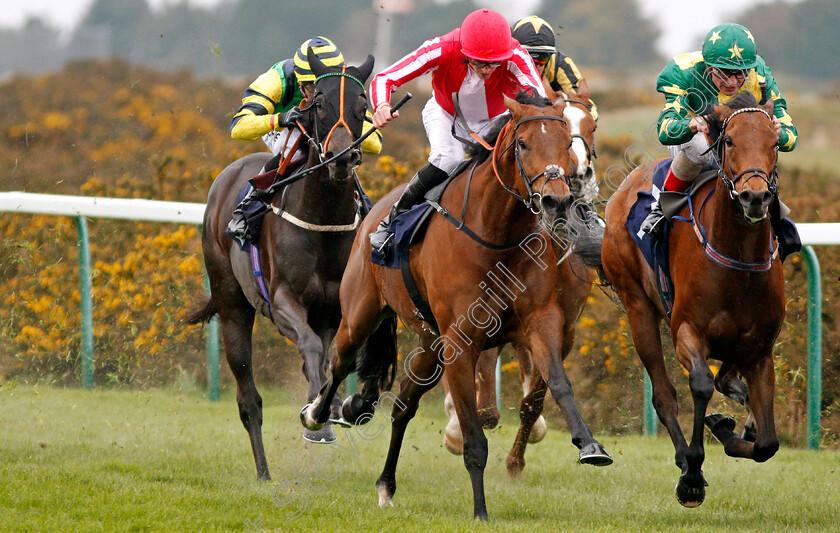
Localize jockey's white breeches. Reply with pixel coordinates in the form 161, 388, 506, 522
667, 131, 712, 167
422, 97, 507, 175
262, 127, 306, 167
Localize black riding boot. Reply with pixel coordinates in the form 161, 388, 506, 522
369, 163, 448, 252
226, 161, 278, 246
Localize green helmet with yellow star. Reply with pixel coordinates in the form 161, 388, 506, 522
702, 22, 757, 70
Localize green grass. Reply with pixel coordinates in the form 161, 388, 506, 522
2, 384, 839, 532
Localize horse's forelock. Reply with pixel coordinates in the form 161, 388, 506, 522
724, 92, 759, 110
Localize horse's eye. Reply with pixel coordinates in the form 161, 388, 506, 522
517, 139, 528, 150
724, 136, 733, 146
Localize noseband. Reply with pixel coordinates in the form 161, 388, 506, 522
713, 106, 779, 200
493, 114, 570, 213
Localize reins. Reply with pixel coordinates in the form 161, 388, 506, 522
682, 107, 780, 271
427, 110, 572, 250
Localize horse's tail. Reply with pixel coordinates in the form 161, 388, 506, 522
342, 316, 398, 422
184, 295, 217, 325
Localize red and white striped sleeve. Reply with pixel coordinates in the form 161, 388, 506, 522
507, 47, 547, 98
370, 37, 445, 111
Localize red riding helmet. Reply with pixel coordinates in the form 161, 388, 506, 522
460, 9, 517, 62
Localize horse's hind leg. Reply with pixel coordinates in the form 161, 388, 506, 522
476, 347, 501, 429
218, 305, 269, 480
712, 362, 756, 441
517, 346, 547, 444
706, 354, 778, 461
376, 337, 443, 508
506, 372, 547, 478
715, 362, 749, 405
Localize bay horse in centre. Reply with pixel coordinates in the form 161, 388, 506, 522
441, 84, 602, 480
186, 51, 375, 480
300, 92, 612, 519
600, 93, 786, 507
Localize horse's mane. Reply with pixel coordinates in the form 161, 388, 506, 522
705, 92, 760, 142
465, 91, 554, 164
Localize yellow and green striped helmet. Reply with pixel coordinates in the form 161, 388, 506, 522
294, 37, 344, 82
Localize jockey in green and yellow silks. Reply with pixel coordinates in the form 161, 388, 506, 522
226, 36, 383, 242
642, 22, 797, 239
230, 37, 382, 156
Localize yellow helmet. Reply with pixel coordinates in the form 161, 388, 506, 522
294, 37, 344, 82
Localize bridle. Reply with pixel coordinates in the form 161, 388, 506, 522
492, 114, 570, 214
685, 106, 781, 271
561, 98, 598, 164
295, 67, 366, 168
711, 106, 779, 200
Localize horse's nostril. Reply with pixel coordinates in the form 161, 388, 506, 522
541, 194, 573, 215
541, 195, 560, 212
761, 191, 773, 205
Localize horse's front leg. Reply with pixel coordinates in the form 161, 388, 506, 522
273, 288, 338, 443
706, 354, 779, 461
526, 311, 612, 466
675, 323, 714, 507
299, 317, 364, 434
444, 347, 491, 520
624, 295, 689, 470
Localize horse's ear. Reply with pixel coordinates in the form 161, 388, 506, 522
307, 48, 328, 78
542, 79, 557, 102
761, 97, 774, 116
358, 54, 375, 83
573, 83, 590, 102
705, 105, 726, 142
504, 94, 522, 117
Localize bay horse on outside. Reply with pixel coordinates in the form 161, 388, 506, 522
301, 92, 612, 520
441, 85, 601, 480
600, 93, 785, 507
186, 51, 375, 480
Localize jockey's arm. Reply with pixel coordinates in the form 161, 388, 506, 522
230, 68, 292, 142
361, 111, 383, 154
761, 68, 797, 151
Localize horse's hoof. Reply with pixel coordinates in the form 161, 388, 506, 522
506, 458, 525, 479
341, 394, 373, 425
376, 481, 394, 507
300, 404, 325, 431
443, 432, 464, 455
579, 442, 613, 466
302, 422, 336, 444
477, 407, 500, 429
675, 477, 706, 508
704, 413, 736, 433
528, 415, 547, 444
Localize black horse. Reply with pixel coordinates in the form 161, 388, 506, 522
187, 51, 375, 480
